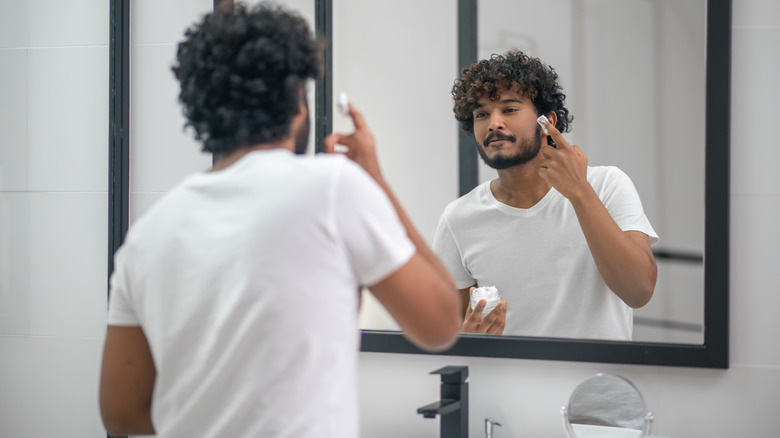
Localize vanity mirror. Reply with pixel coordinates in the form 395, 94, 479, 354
107, 0, 729, 369
562, 373, 653, 438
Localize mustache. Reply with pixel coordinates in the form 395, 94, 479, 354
483, 131, 517, 147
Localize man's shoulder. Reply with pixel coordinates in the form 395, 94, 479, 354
266, 152, 371, 189
247, 148, 352, 170
455, 180, 490, 204
442, 181, 488, 215
279, 150, 351, 173
306, 153, 368, 180
587, 164, 624, 178
587, 165, 630, 187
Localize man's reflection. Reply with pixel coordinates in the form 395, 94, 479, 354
433, 50, 658, 340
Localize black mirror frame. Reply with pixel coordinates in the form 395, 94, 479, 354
108, 0, 728, 369
352, 0, 730, 369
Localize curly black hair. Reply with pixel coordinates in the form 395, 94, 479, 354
452, 50, 572, 136
172, 2, 320, 155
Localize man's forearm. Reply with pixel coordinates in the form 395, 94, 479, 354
569, 187, 657, 308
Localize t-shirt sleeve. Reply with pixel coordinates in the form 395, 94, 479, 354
599, 168, 659, 245
332, 161, 415, 286
432, 211, 475, 289
106, 247, 141, 326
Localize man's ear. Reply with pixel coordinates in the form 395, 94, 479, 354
291, 99, 308, 127
298, 85, 309, 114
546, 111, 558, 128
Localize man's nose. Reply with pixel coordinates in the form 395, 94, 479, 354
488, 113, 505, 131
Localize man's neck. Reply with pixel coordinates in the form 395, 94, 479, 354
490, 155, 552, 209
210, 140, 293, 172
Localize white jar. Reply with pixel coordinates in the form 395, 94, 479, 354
470, 286, 501, 318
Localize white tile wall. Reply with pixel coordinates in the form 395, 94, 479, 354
0, 0, 110, 435
0, 191, 18, 324
0, 0, 108, 49
28, 47, 108, 192
729, 195, 780, 367
0, 1, 31, 49
733, 0, 780, 27
0, 49, 29, 191
730, 27, 780, 196
0, 335, 106, 437
0, 193, 107, 338
27, 0, 108, 47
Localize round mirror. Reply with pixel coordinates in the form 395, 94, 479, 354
561, 373, 653, 438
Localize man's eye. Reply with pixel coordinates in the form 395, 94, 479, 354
505, 108, 518, 113
474, 112, 486, 119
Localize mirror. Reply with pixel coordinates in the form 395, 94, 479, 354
107, 0, 729, 368
345, 0, 729, 367
562, 373, 653, 438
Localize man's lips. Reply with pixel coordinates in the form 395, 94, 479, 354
484, 133, 516, 147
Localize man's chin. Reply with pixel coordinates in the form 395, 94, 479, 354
480, 153, 536, 170
483, 160, 519, 170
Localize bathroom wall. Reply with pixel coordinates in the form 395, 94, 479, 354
0, 0, 777, 436
0, 0, 110, 435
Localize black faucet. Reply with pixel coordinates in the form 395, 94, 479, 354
417, 366, 469, 438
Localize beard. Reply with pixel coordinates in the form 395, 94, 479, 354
477, 124, 542, 170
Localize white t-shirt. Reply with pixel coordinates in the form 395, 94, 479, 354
433, 166, 658, 340
108, 149, 415, 438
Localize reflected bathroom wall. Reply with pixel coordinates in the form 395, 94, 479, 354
329, 0, 460, 334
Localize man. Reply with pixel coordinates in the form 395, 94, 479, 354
433, 50, 658, 340
98, 4, 460, 437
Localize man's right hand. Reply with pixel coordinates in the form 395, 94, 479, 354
461, 287, 506, 334
323, 103, 383, 183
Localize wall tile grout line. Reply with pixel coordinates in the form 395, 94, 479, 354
732, 25, 780, 30
728, 363, 780, 371
729, 193, 780, 198
0, 191, 109, 194
0, 334, 104, 341
0, 44, 110, 51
